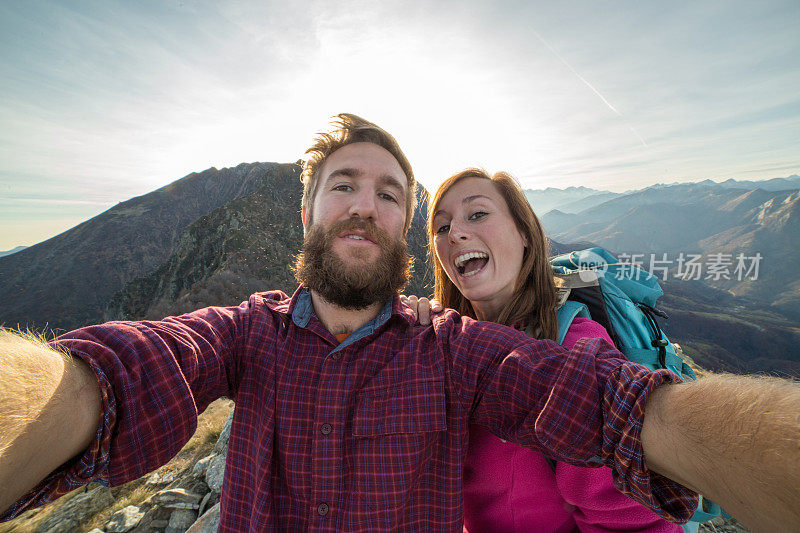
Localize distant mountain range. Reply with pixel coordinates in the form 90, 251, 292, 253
523, 174, 800, 215
0, 246, 27, 257
523, 186, 623, 215
2, 166, 799, 377
541, 180, 800, 320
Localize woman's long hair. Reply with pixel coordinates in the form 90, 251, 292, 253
428, 169, 559, 341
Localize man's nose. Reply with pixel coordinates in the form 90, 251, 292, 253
348, 190, 378, 221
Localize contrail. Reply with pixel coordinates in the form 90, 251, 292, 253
533, 30, 647, 147
629, 125, 648, 147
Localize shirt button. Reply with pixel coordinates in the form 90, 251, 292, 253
330, 353, 340, 360
317, 502, 329, 516
320, 423, 332, 435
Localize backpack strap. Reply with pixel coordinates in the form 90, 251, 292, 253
624, 348, 699, 381
556, 300, 591, 345
690, 496, 723, 522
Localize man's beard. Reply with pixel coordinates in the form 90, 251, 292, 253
294, 218, 412, 310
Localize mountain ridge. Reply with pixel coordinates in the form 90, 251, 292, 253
0, 162, 290, 331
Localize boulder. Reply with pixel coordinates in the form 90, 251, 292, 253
205, 454, 227, 493
213, 410, 234, 454
186, 502, 221, 533
165, 508, 198, 533
105, 505, 145, 532
192, 454, 214, 477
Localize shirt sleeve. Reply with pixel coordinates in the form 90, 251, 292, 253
557, 317, 683, 531
437, 312, 699, 524
1, 298, 254, 521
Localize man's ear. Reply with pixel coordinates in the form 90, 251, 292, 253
301, 205, 307, 228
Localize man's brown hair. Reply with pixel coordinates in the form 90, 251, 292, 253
428, 168, 558, 340
302, 113, 417, 232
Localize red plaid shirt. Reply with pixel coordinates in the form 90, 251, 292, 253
3, 288, 697, 530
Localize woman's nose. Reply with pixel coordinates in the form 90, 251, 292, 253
448, 221, 469, 243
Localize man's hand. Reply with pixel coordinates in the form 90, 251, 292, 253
0, 329, 101, 515
641, 374, 800, 531
400, 295, 443, 325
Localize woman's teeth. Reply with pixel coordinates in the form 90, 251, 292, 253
454, 251, 489, 276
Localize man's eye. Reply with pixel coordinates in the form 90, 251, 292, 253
333, 185, 353, 192
379, 192, 398, 203
435, 224, 450, 234
469, 211, 488, 220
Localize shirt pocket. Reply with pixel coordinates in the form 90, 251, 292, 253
348, 378, 449, 523
352, 378, 447, 436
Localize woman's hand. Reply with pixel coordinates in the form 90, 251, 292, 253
400, 295, 443, 325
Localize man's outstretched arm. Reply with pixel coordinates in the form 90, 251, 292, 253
641, 373, 800, 531
0, 329, 101, 514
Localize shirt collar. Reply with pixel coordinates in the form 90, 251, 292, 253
289, 287, 416, 331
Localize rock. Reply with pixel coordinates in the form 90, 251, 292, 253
198, 492, 213, 515
186, 502, 221, 533
86, 529, 105, 533
165, 508, 198, 533
213, 410, 234, 454
698, 515, 751, 533
205, 454, 227, 493
105, 505, 145, 532
151, 488, 203, 505
35, 485, 115, 533
146, 472, 176, 485
164, 502, 200, 510
192, 454, 214, 477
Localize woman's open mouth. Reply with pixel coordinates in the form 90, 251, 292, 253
454, 251, 489, 278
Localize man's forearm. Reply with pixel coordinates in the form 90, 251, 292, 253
641, 373, 800, 531
0, 329, 101, 514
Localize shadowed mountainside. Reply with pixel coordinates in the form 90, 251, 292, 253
658, 279, 800, 377
0, 163, 288, 331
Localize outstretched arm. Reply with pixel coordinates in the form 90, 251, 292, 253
0, 329, 101, 514
641, 373, 800, 531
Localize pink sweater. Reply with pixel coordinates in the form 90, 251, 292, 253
462, 318, 682, 532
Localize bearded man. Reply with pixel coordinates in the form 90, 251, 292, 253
1, 114, 799, 531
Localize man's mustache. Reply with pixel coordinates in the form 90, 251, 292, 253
320, 218, 394, 248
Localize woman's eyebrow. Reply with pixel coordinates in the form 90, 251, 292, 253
463, 194, 491, 204
432, 194, 493, 219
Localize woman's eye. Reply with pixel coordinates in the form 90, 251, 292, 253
435, 223, 450, 234
468, 211, 488, 220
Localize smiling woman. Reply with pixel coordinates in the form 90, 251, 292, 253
426, 168, 683, 532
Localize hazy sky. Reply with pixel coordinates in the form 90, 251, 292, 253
1, 0, 799, 249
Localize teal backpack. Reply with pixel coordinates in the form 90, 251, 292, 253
550, 248, 723, 532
